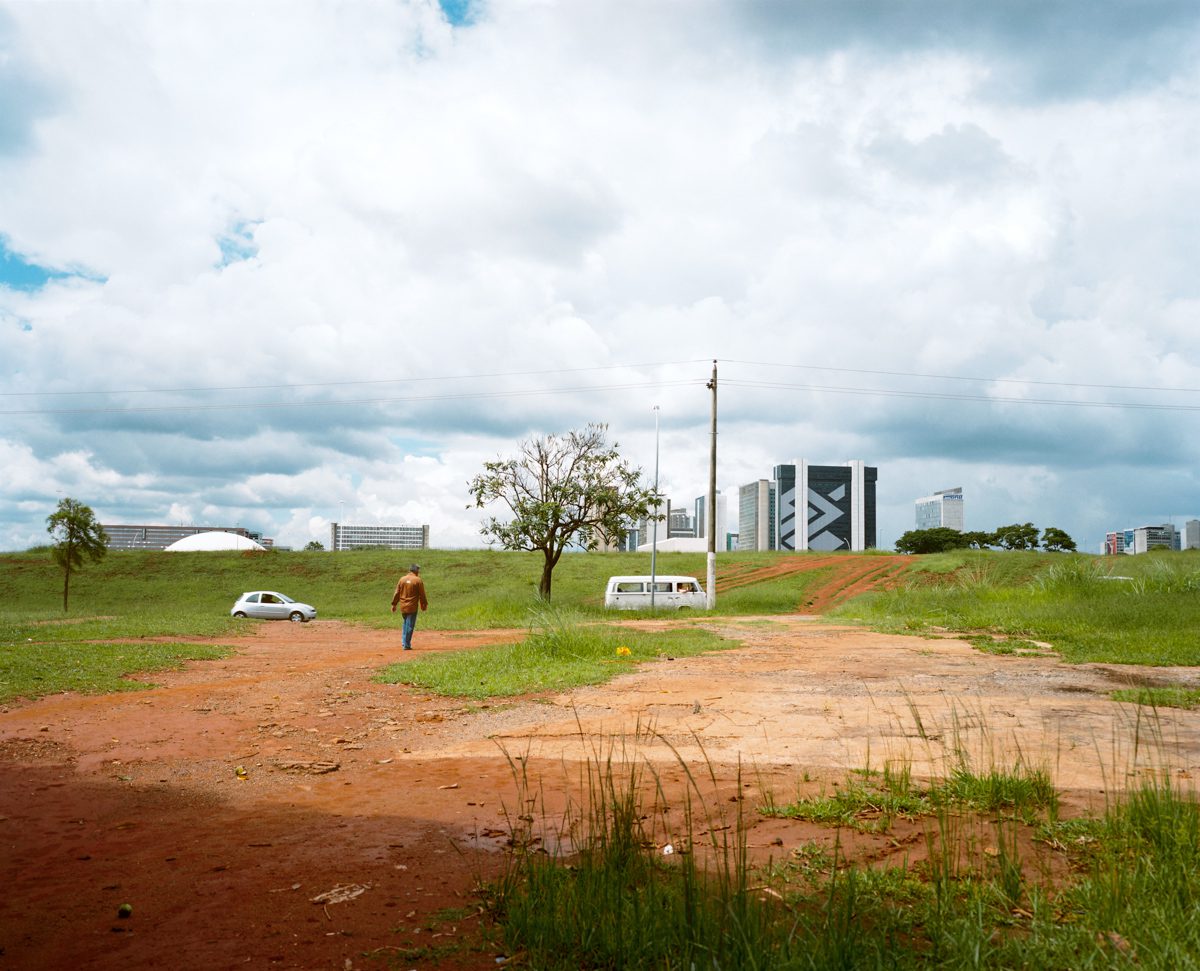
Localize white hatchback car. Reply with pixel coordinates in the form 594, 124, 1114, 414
231, 591, 317, 623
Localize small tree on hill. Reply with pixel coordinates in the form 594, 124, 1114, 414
304, 540, 325, 551
468, 424, 661, 601
1041, 526, 1077, 552
993, 522, 1040, 550
46, 497, 109, 612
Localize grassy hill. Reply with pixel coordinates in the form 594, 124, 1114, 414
0, 546, 852, 639
5, 545, 1200, 674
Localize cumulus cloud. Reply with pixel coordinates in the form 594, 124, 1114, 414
0, 1, 1198, 553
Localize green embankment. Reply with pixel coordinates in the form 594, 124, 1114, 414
1, 547, 835, 634
6, 546, 1200, 703
0, 547, 826, 702
833, 549, 1200, 667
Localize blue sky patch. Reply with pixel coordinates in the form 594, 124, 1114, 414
438, 0, 475, 27
217, 220, 260, 267
0, 237, 70, 291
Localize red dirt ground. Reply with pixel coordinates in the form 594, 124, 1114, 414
5, 558, 1200, 969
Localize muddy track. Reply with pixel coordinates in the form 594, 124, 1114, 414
716, 554, 913, 611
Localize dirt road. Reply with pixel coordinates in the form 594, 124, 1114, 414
4, 616, 1200, 969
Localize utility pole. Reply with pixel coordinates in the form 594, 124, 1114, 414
650, 404, 660, 609
706, 360, 717, 609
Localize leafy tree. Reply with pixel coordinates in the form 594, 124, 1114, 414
961, 530, 996, 550
894, 527, 973, 554
992, 522, 1040, 551
304, 540, 325, 551
46, 497, 109, 612
468, 424, 661, 600
1041, 526, 1077, 552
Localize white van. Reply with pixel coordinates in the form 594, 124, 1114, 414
604, 575, 708, 611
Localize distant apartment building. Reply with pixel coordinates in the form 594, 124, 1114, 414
1104, 531, 1126, 555
915, 487, 964, 531
737, 480, 776, 551
103, 524, 268, 551
774, 460, 877, 552
330, 523, 429, 551
1185, 520, 1200, 551
666, 501, 696, 539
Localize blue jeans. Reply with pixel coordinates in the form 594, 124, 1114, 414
402, 611, 418, 649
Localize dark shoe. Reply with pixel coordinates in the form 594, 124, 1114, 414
403, 646, 412, 651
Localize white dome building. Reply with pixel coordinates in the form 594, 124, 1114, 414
164, 531, 266, 552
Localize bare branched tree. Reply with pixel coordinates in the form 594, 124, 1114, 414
468, 424, 660, 600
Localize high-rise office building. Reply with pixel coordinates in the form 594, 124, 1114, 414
694, 492, 727, 543
915, 487, 965, 531
1185, 520, 1200, 551
774, 461, 877, 552
737, 480, 776, 551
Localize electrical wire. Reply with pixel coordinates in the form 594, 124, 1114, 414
721, 379, 1200, 412
3, 357, 1194, 417
723, 359, 1200, 396
0, 359, 710, 398
0, 379, 703, 416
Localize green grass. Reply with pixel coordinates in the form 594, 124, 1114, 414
7, 545, 1200, 706
834, 549, 1200, 666
0, 641, 232, 702
379, 606, 735, 698
1111, 686, 1200, 710
763, 759, 1057, 831
488, 743, 1200, 970
0, 547, 827, 638
0, 547, 816, 701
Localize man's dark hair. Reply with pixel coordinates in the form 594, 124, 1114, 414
410, 564, 420, 573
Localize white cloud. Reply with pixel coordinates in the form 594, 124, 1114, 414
1, 1, 1199, 553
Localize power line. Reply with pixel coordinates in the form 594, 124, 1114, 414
0, 359, 709, 398
4, 357, 1195, 417
0, 379, 703, 417
722, 379, 1200, 412
724, 359, 1200, 396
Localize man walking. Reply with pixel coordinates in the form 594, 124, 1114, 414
390, 563, 428, 650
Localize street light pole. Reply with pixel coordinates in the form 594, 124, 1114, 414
650, 404, 660, 609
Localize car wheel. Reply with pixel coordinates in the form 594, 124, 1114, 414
233, 611, 247, 618
289, 611, 305, 623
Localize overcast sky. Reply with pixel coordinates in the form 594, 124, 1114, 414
2, 0, 1199, 554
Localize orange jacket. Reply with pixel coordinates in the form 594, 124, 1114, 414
391, 572, 428, 614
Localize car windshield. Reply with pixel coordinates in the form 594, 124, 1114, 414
277, 594, 295, 603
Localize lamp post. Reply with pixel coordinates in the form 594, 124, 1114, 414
650, 405, 660, 609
